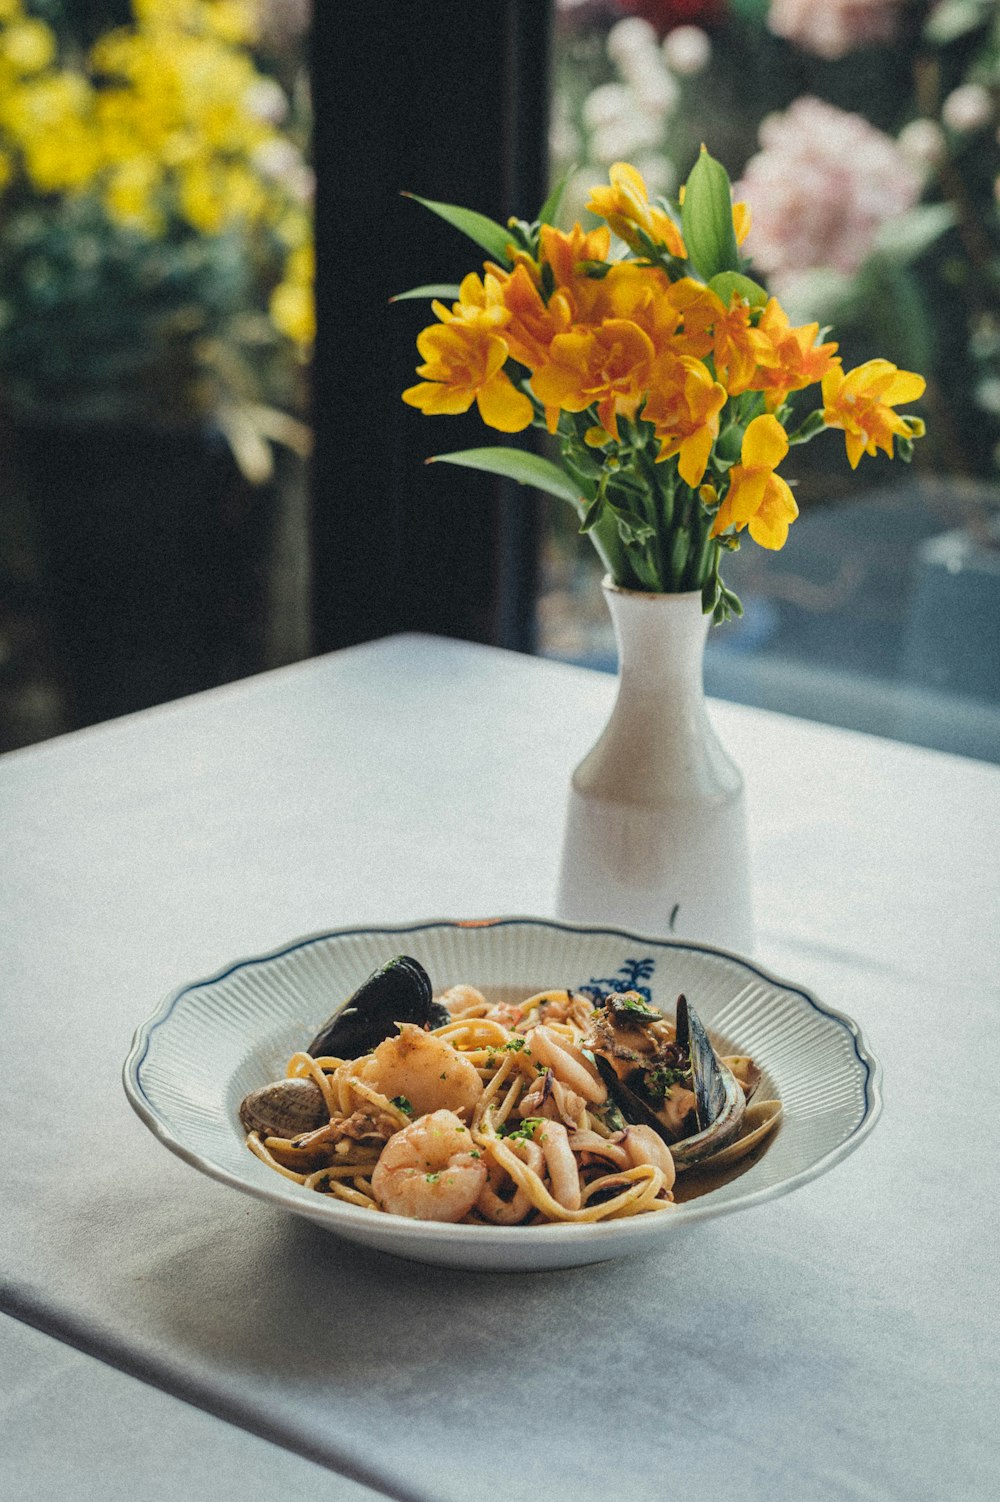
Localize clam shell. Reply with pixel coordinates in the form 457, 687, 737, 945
682, 1099, 783, 1173
239, 1076, 326, 1138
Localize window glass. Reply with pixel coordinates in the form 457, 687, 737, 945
0, 0, 313, 748
540, 0, 1000, 763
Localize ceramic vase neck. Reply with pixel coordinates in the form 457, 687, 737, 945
603, 581, 710, 717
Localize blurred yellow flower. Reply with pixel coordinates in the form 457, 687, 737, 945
3, 18, 56, 73
104, 156, 164, 232
270, 281, 315, 346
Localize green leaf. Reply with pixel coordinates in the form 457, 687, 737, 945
403, 194, 513, 264
681, 148, 741, 281
709, 271, 769, 308
427, 447, 585, 514
924, 0, 992, 45
389, 283, 462, 303
538, 165, 575, 229
579, 489, 606, 533
873, 203, 955, 264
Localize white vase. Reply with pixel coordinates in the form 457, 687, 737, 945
554, 578, 754, 953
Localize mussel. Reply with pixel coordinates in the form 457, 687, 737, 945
587, 990, 755, 1170
307, 954, 448, 1057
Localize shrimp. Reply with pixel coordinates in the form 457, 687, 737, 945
350, 1022, 484, 1118
438, 984, 489, 1017
371, 1110, 487, 1222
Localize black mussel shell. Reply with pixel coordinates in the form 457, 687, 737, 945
676, 994, 727, 1132
590, 993, 729, 1146
306, 955, 444, 1057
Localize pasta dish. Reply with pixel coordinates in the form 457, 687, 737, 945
239, 956, 780, 1226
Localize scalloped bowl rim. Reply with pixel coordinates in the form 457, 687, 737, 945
123, 916, 883, 1259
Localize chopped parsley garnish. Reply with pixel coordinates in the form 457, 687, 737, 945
425, 1172, 440, 1183
503, 1036, 527, 1052
644, 1064, 691, 1101
390, 1095, 413, 1114
500, 1117, 543, 1141
469, 1149, 481, 1159
610, 991, 661, 1021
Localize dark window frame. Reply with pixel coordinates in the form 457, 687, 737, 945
309, 2, 553, 656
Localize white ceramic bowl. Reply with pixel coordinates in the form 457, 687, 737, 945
123, 917, 881, 1271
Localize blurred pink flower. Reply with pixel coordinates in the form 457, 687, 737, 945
767, 0, 903, 60
737, 97, 923, 286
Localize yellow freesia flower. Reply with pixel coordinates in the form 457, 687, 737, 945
494, 259, 573, 368
403, 321, 534, 433
642, 354, 728, 487
530, 317, 656, 440
594, 261, 682, 358
710, 414, 798, 550
821, 360, 926, 468
532, 221, 615, 328
539, 222, 612, 287
750, 299, 839, 410
670, 279, 777, 395
732, 200, 752, 245
431, 271, 510, 333
587, 161, 686, 260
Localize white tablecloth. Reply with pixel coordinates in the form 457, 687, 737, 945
2, 634, 997, 1501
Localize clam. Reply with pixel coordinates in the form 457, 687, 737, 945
691, 1099, 783, 1172
239, 1075, 326, 1138
587, 990, 760, 1172
306, 954, 448, 1057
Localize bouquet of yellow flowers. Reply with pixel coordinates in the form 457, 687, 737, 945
0, 0, 312, 444
401, 150, 927, 622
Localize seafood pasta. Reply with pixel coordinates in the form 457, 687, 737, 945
239, 956, 780, 1226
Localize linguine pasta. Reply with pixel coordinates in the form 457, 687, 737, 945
244, 985, 680, 1226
